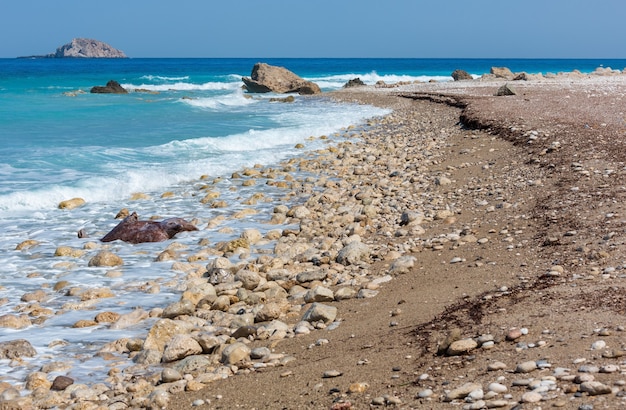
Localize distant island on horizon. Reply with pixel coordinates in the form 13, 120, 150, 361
18, 38, 127, 59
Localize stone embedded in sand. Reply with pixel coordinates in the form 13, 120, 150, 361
58, 197, 85, 210
302, 302, 337, 324
304, 286, 334, 303
580, 381, 612, 396
161, 368, 183, 383
495, 83, 517, 96
516, 360, 538, 373
88, 251, 123, 267
334, 287, 357, 300
400, 210, 424, 226
221, 342, 251, 365
0, 339, 36, 359
444, 382, 482, 401
446, 338, 478, 356
389, 256, 417, 275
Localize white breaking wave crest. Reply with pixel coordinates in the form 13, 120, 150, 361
179, 90, 258, 110
139, 75, 190, 81
307, 71, 453, 89
121, 80, 241, 92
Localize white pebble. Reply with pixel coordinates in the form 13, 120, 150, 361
591, 340, 606, 350
488, 382, 508, 393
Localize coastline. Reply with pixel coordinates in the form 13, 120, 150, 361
3, 71, 626, 409
168, 75, 626, 408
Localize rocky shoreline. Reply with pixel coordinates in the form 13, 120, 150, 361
2, 71, 626, 409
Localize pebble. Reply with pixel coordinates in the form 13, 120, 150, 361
591, 340, 607, 350
515, 360, 537, 373
488, 382, 508, 393
520, 391, 543, 403
322, 370, 342, 378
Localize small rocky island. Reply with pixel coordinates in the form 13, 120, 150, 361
20, 38, 127, 58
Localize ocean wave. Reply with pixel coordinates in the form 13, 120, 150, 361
121, 81, 241, 92
307, 71, 453, 89
139, 74, 190, 82
179, 91, 258, 110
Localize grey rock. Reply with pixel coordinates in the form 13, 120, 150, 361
444, 382, 482, 401
304, 286, 334, 303
296, 269, 327, 283
0, 339, 36, 359
161, 368, 182, 383
451, 69, 473, 81
516, 360, 537, 373
495, 83, 517, 96
162, 334, 203, 363
162, 299, 195, 319
302, 302, 337, 324
336, 241, 370, 265
580, 381, 612, 396
221, 342, 251, 365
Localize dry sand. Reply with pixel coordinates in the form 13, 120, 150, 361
166, 74, 626, 409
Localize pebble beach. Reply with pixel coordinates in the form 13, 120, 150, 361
3, 68, 626, 409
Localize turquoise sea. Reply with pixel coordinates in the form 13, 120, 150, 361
1, 58, 625, 388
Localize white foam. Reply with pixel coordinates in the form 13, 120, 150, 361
307, 71, 453, 89
121, 81, 241, 92
179, 90, 258, 110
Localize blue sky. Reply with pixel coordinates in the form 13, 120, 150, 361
1, 0, 624, 58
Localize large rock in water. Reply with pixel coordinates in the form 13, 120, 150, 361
242, 63, 321, 95
51, 38, 127, 58
90, 80, 128, 94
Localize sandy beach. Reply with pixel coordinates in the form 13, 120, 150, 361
3, 71, 626, 409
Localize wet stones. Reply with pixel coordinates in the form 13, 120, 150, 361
0, 339, 36, 359
88, 251, 123, 267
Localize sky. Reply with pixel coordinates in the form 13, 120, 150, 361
1, 0, 624, 59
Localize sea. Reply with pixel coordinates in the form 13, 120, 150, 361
1, 58, 625, 391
